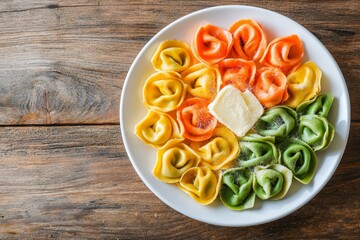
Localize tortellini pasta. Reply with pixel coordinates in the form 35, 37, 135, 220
135, 110, 183, 148
143, 70, 186, 112
153, 140, 201, 183
151, 39, 195, 72
229, 18, 267, 61
181, 63, 220, 99
259, 34, 304, 75
220, 167, 255, 210
218, 58, 256, 91
178, 167, 222, 205
279, 138, 317, 184
253, 164, 293, 200
283, 61, 322, 108
190, 127, 239, 170
177, 97, 217, 141
135, 18, 337, 211
298, 114, 335, 151
237, 134, 279, 168
192, 24, 233, 65
254, 106, 297, 138
251, 67, 289, 108
296, 94, 334, 118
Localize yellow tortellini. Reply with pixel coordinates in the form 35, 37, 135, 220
178, 166, 222, 205
151, 39, 196, 72
283, 61, 321, 108
135, 110, 183, 149
181, 63, 220, 99
143, 71, 186, 112
153, 140, 201, 183
190, 127, 239, 170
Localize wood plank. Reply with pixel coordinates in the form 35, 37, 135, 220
0, 1, 359, 125
0, 123, 358, 239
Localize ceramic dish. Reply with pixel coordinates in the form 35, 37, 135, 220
120, 5, 350, 226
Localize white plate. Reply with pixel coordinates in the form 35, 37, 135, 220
120, 5, 350, 226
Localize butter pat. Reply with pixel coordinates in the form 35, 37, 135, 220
208, 85, 264, 137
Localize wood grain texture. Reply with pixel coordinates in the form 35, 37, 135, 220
0, 0, 359, 239
0, 124, 358, 239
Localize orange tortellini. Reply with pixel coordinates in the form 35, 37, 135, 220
143, 70, 186, 112
259, 34, 304, 75
283, 61, 321, 108
135, 110, 183, 149
190, 127, 239, 170
181, 63, 220, 99
151, 39, 196, 72
153, 140, 201, 183
178, 166, 222, 205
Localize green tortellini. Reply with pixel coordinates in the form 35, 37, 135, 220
279, 138, 317, 184
298, 115, 335, 151
220, 167, 255, 210
254, 106, 297, 138
296, 94, 334, 118
237, 134, 279, 168
253, 164, 293, 200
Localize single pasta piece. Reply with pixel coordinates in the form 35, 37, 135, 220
192, 24, 233, 65
259, 34, 304, 75
220, 167, 256, 210
279, 138, 317, 184
181, 63, 221, 99
254, 106, 298, 138
177, 97, 217, 141
298, 114, 335, 151
151, 39, 196, 73
177, 166, 222, 205
135, 110, 183, 149
251, 67, 288, 108
253, 164, 293, 200
153, 140, 201, 183
283, 61, 321, 108
190, 127, 240, 170
229, 18, 267, 61
217, 58, 256, 91
237, 134, 279, 168
143, 70, 186, 112
296, 93, 334, 118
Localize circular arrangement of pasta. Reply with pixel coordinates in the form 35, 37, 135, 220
134, 18, 335, 211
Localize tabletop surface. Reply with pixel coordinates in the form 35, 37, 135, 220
0, 0, 359, 239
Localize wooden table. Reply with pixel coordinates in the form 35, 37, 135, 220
0, 1, 359, 239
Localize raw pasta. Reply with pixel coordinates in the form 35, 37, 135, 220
229, 18, 267, 61
151, 39, 196, 72
220, 167, 255, 210
283, 61, 322, 108
259, 34, 304, 75
279, 138, 317, 184
153, 140, 201, 183
192, 24, 233, 65
143, 70, 186, 112
178, 166, 222, 205
190, 127, 239, 170
253, 164, 293, 200
135, 110, 183, 148
251, 67, 288, 108
177, 97, 217, 141
181, 63, 220, 99
237, 134, 279, 168
217, 58, 256, 91
134, 17, 336, 211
